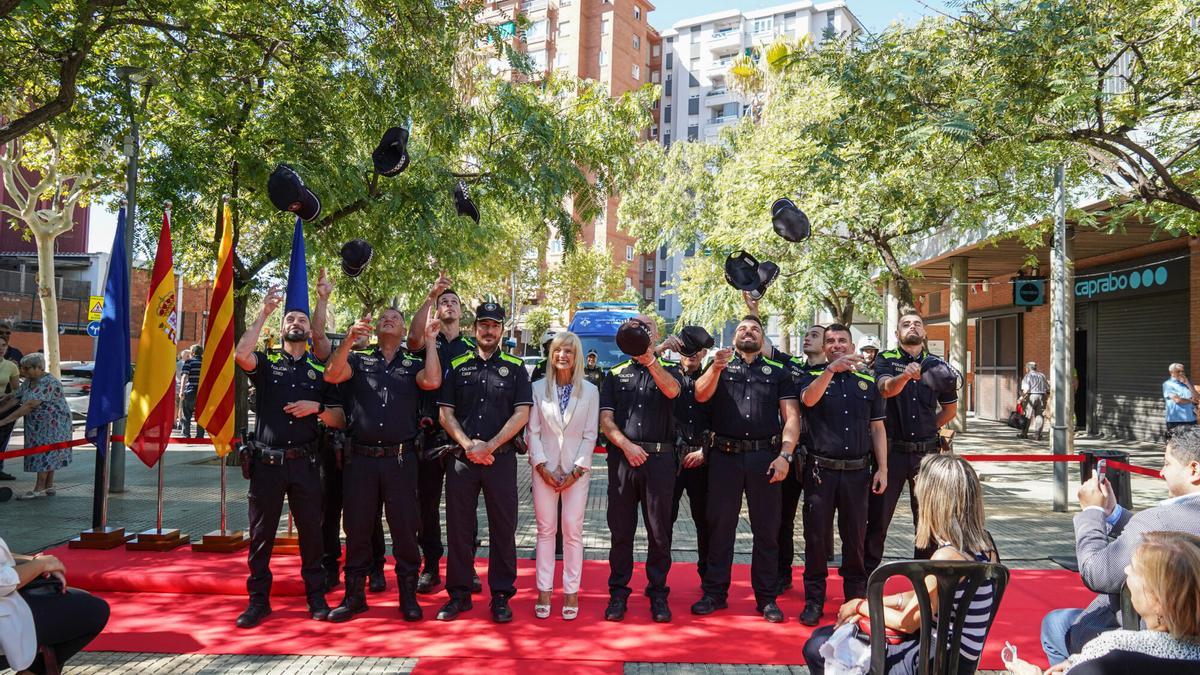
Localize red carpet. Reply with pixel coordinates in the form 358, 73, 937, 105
52, 545, 1093, 670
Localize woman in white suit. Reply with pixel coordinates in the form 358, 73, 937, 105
527, 331, 599, 620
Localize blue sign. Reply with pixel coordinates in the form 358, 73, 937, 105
86, 321, 101, 338
1074, 256, 1186, 302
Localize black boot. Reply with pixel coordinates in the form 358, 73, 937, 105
399, 576, 423, 622
368, 568, 387, 593
328, 575, 369, 623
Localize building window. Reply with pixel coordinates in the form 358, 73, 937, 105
634, 5, 641, 20
687, 96, 699, 115
665, 52, 673, 69
554, 52, 570, 69
529, 49, 547, 72
827, 10, 836, 31
684, 241, 696, 256
690, 25, 700, 34
631, 64, 640, 79
687, 124, 698, 141
652, 44, 661, 57
625, 245, 635, 261
558, 20, 571, 36
650, 123, 658, 137
599, 49, 609, 66
526, 18, 547, 42
650, 70, 660, 83
643, 287, 653, 300
658, 270, 667, 286
663, 104, 671, 123
645, 259, 655, 272
548, 236, 564, 254
658, 298, 666, 312
601, 17, 611, 35
659, 244, 668, 259
624, 277, 633, 289
753, 17, 773, 34
688, 73, 699, 88
632, 35, 641, 50
663, 132, 670, 147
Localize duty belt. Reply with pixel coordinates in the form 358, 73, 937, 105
711, 435, 778, 454
351, 438, 416, 457
634, 441, 672, 454
889, 439, 940, 454
265, 440, 317, 459
809, 454, 871, 471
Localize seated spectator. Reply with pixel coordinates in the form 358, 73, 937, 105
1041, 426, 1200, 663
0, 354, 74, 500
0, 535, 110, 674
1008, 531, 1200, 674
802, 453, 999, 675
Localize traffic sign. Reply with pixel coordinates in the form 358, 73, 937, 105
87, 321, 101, 338
88, 295, 104, 321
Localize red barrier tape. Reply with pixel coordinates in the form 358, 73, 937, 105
109, 435, 235, 445
1106, 460, 1163, 479
959, 454, 1086, 462
0, 438, 91, 461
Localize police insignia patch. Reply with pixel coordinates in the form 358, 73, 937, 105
498, 366, 510, 376
859, 380, 869, 390
402, 359, 413, 367
308, 370, 317, 380
761, 366, 771, 374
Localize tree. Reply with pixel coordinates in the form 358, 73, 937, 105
521, 306, 555, 349
544, 244, 628, 321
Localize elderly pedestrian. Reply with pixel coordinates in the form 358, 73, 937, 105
0, 354, 73, 500
1019, 361, 1050, 441
1163, 363, 1197, 436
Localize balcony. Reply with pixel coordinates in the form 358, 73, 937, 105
705, 88, 732, 106
709, 113, 739, 125
519, 0, 547, 13
706, 58, 734, 76
708, 28, 742, 51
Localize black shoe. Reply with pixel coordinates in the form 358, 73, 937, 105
368, 570, 387, 593
399, 576, 423, 622
604, 597, 627, 621
0, 487, 11, 503
759, 601, 785, 623
490, 596, 513, 624
235, 604, 271, 628
328, 576, 369, 623
689, 595, 728, 615
324, 568, 342, 593
650, 597, 672, 623
309, 597, 331, 621
416, 569, 441, 595
471, 572, 482, 594
799, 601, 823, 626
436, 597, 472, 621
0, 470, 15, 481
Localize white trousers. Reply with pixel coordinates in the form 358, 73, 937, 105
531, 469, 590, 594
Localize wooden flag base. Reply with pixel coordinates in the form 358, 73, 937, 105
192, 530, 250, 553
273, 532, 301, 555
69, 526, 132, 550
126, 528, 191, 551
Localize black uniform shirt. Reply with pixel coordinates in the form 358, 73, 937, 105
344, 346, 426, 445
707, 353, 796, 441
674, 365, 710, 446
583, 365, 605, 388
788, 357, 825, 448
798, 367, 886, 458
599, 358, 683, 444
242, 350, 340, 448
419, 332, 477, 421
873, 348, 958, 441
438, 349, 534, 442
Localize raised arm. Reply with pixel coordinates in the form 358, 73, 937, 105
235, 286, 281, 372
324, 317, 372, 385
310, 268, 332, 361
636, 351, 681, 399
407, 271, 452, 352
694, 348, 730, 403
415, 318, 442, 391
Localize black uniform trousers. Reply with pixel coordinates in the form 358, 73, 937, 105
801, 462, 870, 605
246, 454, 325, 606
670, 462, 709, 583
703, 448, 781, 607
0, 588, 109, 675
342, 452, 421, 581
417, 443, 447, 567
445, 450, 518, 600
777, 471, 803, 587
319, 440, 385, 578
864, 448, 937, 575
607, 450, 676, 601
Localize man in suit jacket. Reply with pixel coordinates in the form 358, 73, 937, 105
1041, 426, 1200, 664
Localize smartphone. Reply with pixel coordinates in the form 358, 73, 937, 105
1096, 459, 1107, 482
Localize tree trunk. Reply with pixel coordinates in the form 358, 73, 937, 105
873, 235, 916, 309
34, 233, 62, 377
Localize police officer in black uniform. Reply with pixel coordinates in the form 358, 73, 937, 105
864, 311, 958, 575
233, 286, 346, 629
779, 324, 826, 593
584, 350, 605, 387
323, 307, 443, 622
600, 316, 683, 623
668, 327, 713, 589
796, 323, 888, 626
690, 316, 799, 623
436, 302, 533, 623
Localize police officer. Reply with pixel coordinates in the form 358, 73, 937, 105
584, 350, 604, 387
779, 324, 826, 593
668, 327, 712, 589
864, 311, 958, 575
233, 286, 346, 629
436, 302, 533, 623
690, 316, 799, 623
530, 331, 555, 383
601, 316, 682, 622
323, 307, 443, 622
796, 323, 887, 626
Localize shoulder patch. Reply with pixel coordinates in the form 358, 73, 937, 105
352, 348, 374, 355
451, 352, 475, 369
267, 352, 282, 364
808, 369, 825, 376
609, 360, 633, 375
659, 357, 678, 368
852, 371, 876, 383
306, 357, 325, 373
881, 350, 902, 359
500, 352, 524, 366
761, 356, 783, 369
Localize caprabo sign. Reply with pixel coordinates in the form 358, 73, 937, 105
1074, 257, 1185, 301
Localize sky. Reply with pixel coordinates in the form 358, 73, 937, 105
86, 0, 954, 253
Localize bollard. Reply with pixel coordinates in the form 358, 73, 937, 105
1079, 449, 1133, 510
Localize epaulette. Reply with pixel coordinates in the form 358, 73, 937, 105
852, 370, 876, 383
306, 357, 325, 373
500, 352, 524, 366
880, 349, 902, 359
761, 356, 783, 369
451, 352, 475, 369
609, 360, 633, 375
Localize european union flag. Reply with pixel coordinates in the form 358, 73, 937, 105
86, 206, 132, 439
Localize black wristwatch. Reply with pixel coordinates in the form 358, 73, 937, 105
317, 402, 326, 414
778, 451, 794, 464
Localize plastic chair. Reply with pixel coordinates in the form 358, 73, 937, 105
865, 560, 1010, 675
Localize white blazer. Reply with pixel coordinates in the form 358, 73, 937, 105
526, 377, 599, 473
0, 537, 36, 671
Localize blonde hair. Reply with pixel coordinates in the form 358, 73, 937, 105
540, 331, 584, 402
1134, 531, 1200, 641
914, 453, 992, 555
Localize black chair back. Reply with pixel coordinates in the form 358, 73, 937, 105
866, 560, 1010, 675
1119, 582, 1142, 630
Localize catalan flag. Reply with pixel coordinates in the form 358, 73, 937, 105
196, 202, 236, 457
126, 209, 178, 467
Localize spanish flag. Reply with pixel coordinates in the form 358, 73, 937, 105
196, 203, 236, 457
127, 209, 178, 467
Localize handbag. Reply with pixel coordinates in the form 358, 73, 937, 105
857, 616, 916, 646
20, 574, 65, 597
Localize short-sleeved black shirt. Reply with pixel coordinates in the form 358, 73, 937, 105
438, 349, 534, 442
873, 348, 959, 441
241, 350, 340, 448
788, 356, 825, 448
419, 332, 477, 421
599, 358, 683, 444
798, 367, 886, 458
342, 346, 427, 445
674, 365, 710, 446
707, 353, 796, 441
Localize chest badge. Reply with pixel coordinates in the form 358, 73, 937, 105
307, 370, 317, 380
761, 366, 771, 375
498, 366, 510, 377
402, 359, 413, 367
859, 380, 869, 391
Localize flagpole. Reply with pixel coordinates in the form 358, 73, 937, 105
219, 459, 227, 533
99, 425, 111, 529
155, 457, 165, 532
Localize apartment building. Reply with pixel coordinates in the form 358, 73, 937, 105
653, 1, 862, 320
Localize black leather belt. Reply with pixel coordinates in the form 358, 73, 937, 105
634, 441, 672, 454
890, 439, 940, 454
810, 454, 871, 471
679, 445, 705, 454
352, 439, 416, 457
712, 435, 777, 454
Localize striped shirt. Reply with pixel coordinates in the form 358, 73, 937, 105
182, 358, 203, 394
1021, 370, 1049, 395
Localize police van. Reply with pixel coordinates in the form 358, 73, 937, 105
569, 302, 640, 369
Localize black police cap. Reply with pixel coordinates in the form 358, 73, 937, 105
454, 181, 480, 224
750, 260, 780, 300
339, 239, 373, 278
920, 355, 962, 395
677, 325, 714, 357
616, 319, 651, 357
771, 198, 811, 243
724, 250, 761, 292
475, 301, 505, 324
372, 126, 411, 177
267, 164, 322, 222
